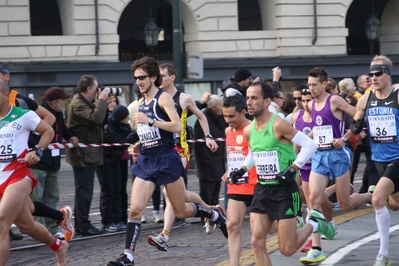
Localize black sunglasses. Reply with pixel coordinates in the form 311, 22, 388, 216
368, 72, 384, 78
293, 97, 302, 101
134, 75, 149, 81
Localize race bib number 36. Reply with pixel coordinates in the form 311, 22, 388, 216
0, 133, 16, 162
368, 115, 397, 143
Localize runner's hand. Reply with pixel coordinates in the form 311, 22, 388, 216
229, 168, 246, 184
276, 166, 296, 185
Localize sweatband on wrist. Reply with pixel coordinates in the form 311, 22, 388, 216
291, 131, 317, 168
243, 148, 254, 171
50, 238, 62, 251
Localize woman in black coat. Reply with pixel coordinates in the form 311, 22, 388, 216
97, 103, 139, 232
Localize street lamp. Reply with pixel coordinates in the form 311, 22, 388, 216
365, 13, 381, 44
364, 0, 381, 55
143, 18, 159, 52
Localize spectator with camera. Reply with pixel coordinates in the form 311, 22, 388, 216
66, 74, 109, 236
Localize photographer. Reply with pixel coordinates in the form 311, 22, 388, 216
66, 75, 109, 236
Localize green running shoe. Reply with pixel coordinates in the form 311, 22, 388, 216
309, 215, 335, 240
300, 248, 326, 264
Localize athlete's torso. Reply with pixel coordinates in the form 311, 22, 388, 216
311, 94, 345, 150
137, 89, 174, 154
226, 126, 256, 195
249, 114, 296, 185
0, 106, 40, 184
365, 88, 399, 162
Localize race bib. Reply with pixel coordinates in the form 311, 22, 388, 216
368, 115, 397, 143
313, 125, 334, 150
137, 124, 162, 149
253, 150, 280, 182
227, 150, 248, 184
0, 133, 16, 162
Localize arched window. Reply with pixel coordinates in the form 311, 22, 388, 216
30, 0, 62, 36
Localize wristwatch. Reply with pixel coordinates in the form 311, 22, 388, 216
288, 166, 297, 174
342, 136, 348, 143
148, 118, 154, 127
34, 147, 45, 158
205, 134, 213, 139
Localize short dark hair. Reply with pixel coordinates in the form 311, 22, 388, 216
308, 67, 328, 83
250, 81, 272, 100
76, 75, 97, 93
223, 95, 246, 113
131, 56, 162, 87
159, 63, 177, 77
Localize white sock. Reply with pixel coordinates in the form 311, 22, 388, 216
124, 250, 134, 262
375, 206, 390, 257
307, 219, 318, 233
211, 210, 219, 222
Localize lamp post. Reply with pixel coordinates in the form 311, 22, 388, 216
364, 7, 381, 55
143, 0, 159, 52
143, 18, 159, 52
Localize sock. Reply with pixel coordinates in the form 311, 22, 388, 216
49, 238, 62, 251
125, 219, 141, 251
312, 246, 322, 251
310, 209, 325, 219
375, 206, 390, 257
307, 219, 318, 233
32, 201, 63, 222
190, 203, 213, 218
123, 250, 134, 263
161, 230, 170, 241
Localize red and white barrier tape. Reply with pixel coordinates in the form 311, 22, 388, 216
47, 138, 225, 149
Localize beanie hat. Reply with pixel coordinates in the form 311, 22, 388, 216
234, 68, 252, 82
112, 105, 129, 122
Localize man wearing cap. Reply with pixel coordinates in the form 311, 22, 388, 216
30, 87, 79, 239
221, 67, 253, 99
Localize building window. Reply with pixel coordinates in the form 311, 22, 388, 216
30, 0, 62, 36
238, 0, 262, 31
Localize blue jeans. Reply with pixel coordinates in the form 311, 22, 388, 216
30, 169, 60, 235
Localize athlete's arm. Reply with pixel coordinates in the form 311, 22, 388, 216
332, 94, 356, 118
144, 91, 182, 133
24, 120, 54, 165
35, 105, 56, 126
274, 117, 317, 170
184, 94, 218, 152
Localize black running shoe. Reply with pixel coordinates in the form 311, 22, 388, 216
107, 254, 134, 266
214, 205, 228, 238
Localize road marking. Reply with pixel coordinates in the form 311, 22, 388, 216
216, 207, 375, 266
321, 223, 399, 265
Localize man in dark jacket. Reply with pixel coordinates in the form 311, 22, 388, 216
194, 94, 226, 206
30, 87, 78, 239
66, 75, 109, 236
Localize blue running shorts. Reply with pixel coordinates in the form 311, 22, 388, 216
131, 149, 184, 186
311, 146, 352, 181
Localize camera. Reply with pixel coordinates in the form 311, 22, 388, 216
99, 85, 123, 96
